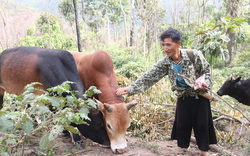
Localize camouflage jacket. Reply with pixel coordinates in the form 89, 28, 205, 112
127, 49, 212, 98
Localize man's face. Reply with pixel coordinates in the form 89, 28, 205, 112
161, 38, 181, 57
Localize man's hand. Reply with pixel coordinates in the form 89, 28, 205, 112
116, 87, 128, 96
200, 82, 209, 90
194, 74, 209, 90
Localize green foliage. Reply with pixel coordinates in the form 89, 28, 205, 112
235, 51, 250, 68
191, 17, 247, 67
36, 12, 58, 33
16, 14, 75, 50
58, 0, 79, 25
0, 81, 100, 155
221, 16, 247, 34
116, 61, 147, 79
191, 19, 230, 66
221, 16, 248, 44
83, 0, 130, 31
111, 48, 151, 78
241, 23, 250, 44
179, 30, 192, 49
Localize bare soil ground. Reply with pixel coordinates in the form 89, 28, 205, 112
20, 134, 242, 156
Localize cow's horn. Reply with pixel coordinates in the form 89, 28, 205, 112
230, 75, 234, 80
91, 107, 99, 115
92, 97, 102, 112
104, 104, 113, 113
126, 99, 138, 111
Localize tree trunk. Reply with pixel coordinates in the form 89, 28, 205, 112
172, 0, 177, 28
226, 32, 235, 65
81, 0, 85, 22
130, 0, 134, 46
105, 11, 110, 45
119, 0, 128, 47
43, 0, 51, 48
197, 0, 201, 23
226, 0, 239, 65
147, 28, 151, 58
47, 11, 51, 49
73, 0, 82, 52
0, 6, 9, 48
113, 22, 117, 44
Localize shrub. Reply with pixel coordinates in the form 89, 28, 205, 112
0, 81, 100, 155
235, 51, 250, 68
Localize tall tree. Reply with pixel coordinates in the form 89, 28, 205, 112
73, 0, 82, 52
224, 0, 240, 65
80, 0, 85, 22
119, 0, 129, 47
43, 0, 52, 48
136, 0, 165, 57
0, 0, 9, 49
82, 0, 129, 45
58, 0, 76, 26
130, 0, 135, 46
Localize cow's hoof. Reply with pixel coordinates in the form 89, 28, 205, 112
74, 141, 85, 150
62, 130, 70, 139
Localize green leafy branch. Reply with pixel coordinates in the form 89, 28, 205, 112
0, 81, 100, 155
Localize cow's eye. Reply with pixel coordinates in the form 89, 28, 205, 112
107, 123, 112, 130
97, 121, 102, 126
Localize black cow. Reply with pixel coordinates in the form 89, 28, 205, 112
217, 75, 250, 106
0, 46, 110, 147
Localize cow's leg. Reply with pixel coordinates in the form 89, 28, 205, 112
0, 87, 5, 109
69, 131, 85, 150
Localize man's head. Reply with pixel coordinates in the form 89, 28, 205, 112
160, 28, 181, 42
160, 28, 181, 58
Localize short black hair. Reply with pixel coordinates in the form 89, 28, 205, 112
160, 28, 181, 43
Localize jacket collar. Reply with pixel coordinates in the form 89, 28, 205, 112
165, 49, 189, 64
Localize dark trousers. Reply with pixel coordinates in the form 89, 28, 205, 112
171, 95, 217, 151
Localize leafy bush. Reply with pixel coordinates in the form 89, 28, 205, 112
115, 61, 148, 79
213, 66, 250, 80
16, 14, 75, 50
0, 81, 100, 155
235, 51, 250, 68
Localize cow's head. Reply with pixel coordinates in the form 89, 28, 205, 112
217, 75, 241, 96
95, 99, 137, 153
76, 108, 110, 146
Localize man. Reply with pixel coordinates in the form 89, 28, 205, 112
116, 28, 217, 156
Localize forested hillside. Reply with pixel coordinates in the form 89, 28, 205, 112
0, 0, 250, 155
0, 0, 41, 49
12, 0, 61, 15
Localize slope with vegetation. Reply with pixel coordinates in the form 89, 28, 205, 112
0, 0, 250, 155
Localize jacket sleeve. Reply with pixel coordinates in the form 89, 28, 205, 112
127, 57, 168, 96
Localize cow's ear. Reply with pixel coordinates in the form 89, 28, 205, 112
93, 98, 105, 113
234, 76, 241, 82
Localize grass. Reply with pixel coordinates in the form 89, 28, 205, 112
130, 140, 161, 154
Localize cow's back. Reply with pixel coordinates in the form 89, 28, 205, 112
70, 51, 122, 104
0, 47, 85, 97
0, 47, 42, 95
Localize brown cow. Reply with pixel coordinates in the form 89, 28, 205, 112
70, 51, 137, 153
0, 46, 110, 148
